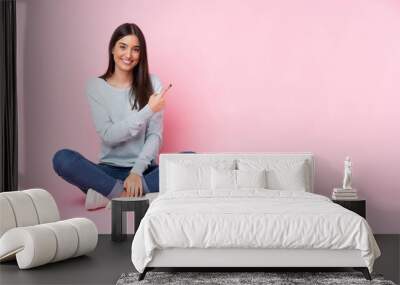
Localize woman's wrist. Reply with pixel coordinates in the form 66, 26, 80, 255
130, 168, 144, 177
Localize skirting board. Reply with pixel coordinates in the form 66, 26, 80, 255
147, 248, 366, 267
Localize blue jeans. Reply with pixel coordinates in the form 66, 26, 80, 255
52, 149, 160, 198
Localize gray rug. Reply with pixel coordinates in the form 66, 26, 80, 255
116, 271, 396, 285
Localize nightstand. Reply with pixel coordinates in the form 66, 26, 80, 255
332, 199, 366, 219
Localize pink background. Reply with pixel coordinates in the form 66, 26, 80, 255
16, 0, 400, 233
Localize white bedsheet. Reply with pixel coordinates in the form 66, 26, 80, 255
131, 190, 380, 273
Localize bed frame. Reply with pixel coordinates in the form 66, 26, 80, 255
139, 153, 371, 280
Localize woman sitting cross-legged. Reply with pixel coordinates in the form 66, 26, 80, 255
52, 23, 191, 210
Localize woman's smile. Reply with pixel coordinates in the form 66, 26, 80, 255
121, 58, 133, 65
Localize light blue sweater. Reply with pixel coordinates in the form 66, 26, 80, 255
85, 74, 163, 175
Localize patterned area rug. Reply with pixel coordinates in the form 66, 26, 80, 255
116, 271, 396, 285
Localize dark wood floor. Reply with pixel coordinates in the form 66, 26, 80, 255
1, 235, 398, 285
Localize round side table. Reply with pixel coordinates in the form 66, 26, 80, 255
111, 197, 149, 242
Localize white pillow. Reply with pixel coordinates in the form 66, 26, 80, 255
166, 160, 235, 191
167, 163, 210, 191
211, 168, 267, 190
238, 159, 309, 191
211, 168, 236, 190
236, 169, 267, 188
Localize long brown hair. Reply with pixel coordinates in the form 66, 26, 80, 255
100, 23, 153, 110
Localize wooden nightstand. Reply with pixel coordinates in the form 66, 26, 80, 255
332, 199, 366, 219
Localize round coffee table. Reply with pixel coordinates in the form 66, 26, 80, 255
111, 197, 149, 242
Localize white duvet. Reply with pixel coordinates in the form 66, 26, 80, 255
131, 190, 380, 273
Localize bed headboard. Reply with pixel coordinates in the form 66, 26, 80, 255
159, 153, 315, 194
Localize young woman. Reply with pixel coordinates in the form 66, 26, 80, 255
53, 23, 170, 210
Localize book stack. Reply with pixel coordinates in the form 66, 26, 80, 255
332, 188, 358, 200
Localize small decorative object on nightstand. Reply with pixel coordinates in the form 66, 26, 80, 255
332, 199, 366, 219
111, 197, 149, 242
332, 156, 359, 200
342, 156, 353, 190
332, 188, 358, 200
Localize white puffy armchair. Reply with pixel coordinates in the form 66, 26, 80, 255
0, 189, 98, 269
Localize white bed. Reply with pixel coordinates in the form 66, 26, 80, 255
131, 153, 380, 280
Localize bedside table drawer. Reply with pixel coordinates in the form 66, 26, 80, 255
332, 200, 366, 219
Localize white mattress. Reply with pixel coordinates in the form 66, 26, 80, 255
131, 190, 380, 273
